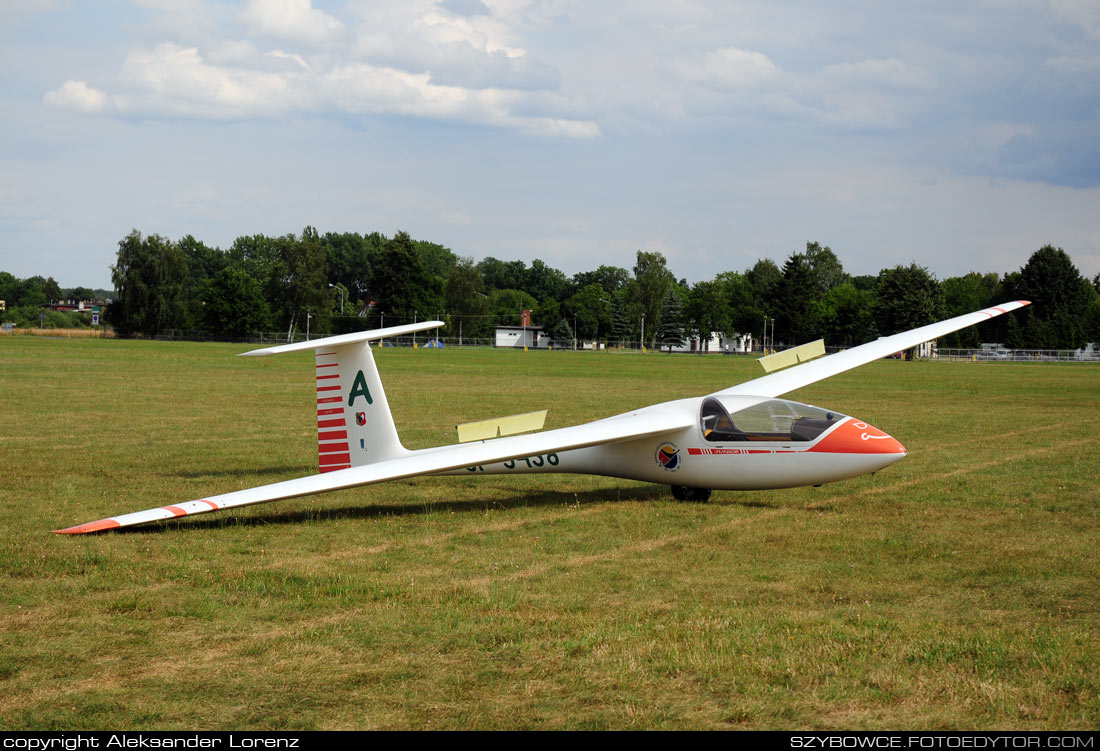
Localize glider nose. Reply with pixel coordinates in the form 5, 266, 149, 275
812, 418, 907, 456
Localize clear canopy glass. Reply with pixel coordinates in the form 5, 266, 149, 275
700, 397, 845, 443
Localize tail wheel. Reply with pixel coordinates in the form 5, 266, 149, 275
671, 485, 712, 502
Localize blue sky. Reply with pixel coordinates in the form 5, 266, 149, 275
2, 0, 1098, 290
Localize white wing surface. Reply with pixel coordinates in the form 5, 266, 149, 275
714, 301, 1030, 399
55, 406, 693, 534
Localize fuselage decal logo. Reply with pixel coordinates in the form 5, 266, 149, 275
655, 442, 681, 471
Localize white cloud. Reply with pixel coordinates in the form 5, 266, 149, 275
39, 0, 589, 135
687, 47, 780, 88
1050, 0, 1100, 40
820, 58, 936, 90
43, 80, 109, 113
114, 42, 307, 118
239, 0, 346, 47
440, 210, 473, 225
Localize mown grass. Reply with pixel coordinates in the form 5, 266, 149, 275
1, 336, 1097, 729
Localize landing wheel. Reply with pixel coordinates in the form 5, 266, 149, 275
671, 485, 712, 502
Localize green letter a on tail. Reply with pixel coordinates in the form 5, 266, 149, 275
348, 370, 373, 406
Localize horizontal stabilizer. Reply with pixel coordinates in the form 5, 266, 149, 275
758, 339, 825, 373
242, 321, 444, 357
457, 410, 548, 443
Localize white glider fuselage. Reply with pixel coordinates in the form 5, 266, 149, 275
433, 395, 906, 491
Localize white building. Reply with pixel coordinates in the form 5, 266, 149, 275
494, 326, 550, 348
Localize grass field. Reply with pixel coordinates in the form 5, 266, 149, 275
1, 336, 1097, 730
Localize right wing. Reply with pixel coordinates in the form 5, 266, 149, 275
55, 405, 694, 534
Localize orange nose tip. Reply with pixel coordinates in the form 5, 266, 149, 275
809, 418, 906, 454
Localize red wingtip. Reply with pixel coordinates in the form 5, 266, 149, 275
53, 518, 122, 535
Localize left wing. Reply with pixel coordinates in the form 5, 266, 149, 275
714, 301, 1030, 399
54, 405, 693, 534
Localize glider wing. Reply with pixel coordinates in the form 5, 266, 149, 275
55, 406, 693, 534
714, 301, 1030, 399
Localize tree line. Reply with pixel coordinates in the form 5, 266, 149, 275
5, 227, 1100, 350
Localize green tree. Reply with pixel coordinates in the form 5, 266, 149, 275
609, 292, 630, 347
488, 288, 538, 328
716, 270, 764, 338
179, 234, 226, 328
445, 256, 490, 340
199, 267, 273, 338
269, 227, 329, 338
657, 290, 686, 352
563, 283, 611, 342
815, 283, 873, 346
804, 242, 849, 295
414, 240, 457, 282
569, 265, 630, 298
1083, 298, 1100, 344
478, 257, 526, 292
774, 253, 818, 344
322, 232, 375, 305
746, 258, 782, 316
632, 251, 676, 348
872, 263, 944, 338
524, 259, 568, 302
685, 279, 730, 351
107, 229, 189, 337
227, 234, 280, 292
1002, 245, 1094, 348
370, 231, 436, 325
0, 272, 18, 307
940, 272, 1000, 347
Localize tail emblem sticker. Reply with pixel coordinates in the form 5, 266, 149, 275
355, 412, 367, 426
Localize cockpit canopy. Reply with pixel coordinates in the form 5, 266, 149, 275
700, 397, 845, 443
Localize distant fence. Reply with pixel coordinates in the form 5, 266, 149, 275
936, 348, 1099, 363
154, 330, 657, 351
146, 331, 1100, 362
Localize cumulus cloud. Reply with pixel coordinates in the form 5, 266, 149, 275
239, 0, 346, 46
698, 47, 780, 88
820, 58, 936, 90
42, 0, 593, 136
43, 80, 109, 113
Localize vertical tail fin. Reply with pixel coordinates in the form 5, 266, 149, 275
242, 321, 443, 472
315, 341, 406, 471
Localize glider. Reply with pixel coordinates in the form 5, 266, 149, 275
55, 301, 1030, 534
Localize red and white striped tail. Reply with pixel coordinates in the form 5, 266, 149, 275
311, 340, 409, 472
315, 349, 353, 472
